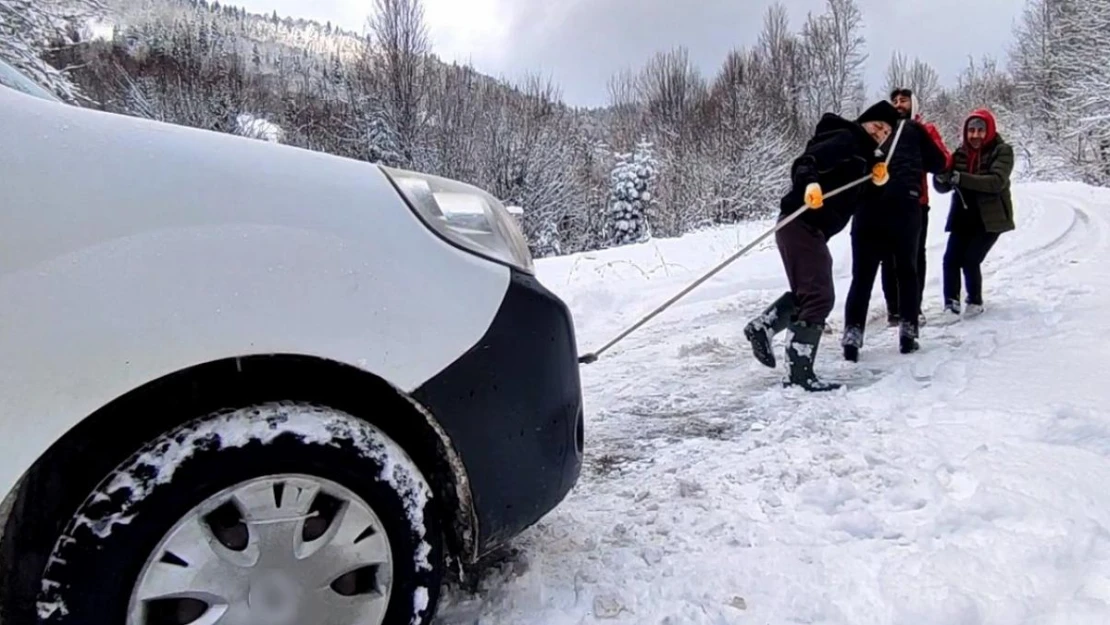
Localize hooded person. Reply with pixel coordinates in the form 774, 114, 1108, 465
840, 89, 950, 360
878, 88, 953, 327
932, 108, 1015, 318
743, 100, 899, 392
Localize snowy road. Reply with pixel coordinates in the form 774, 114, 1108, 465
436, 182, 1110, 625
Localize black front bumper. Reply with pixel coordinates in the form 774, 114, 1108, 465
411, 269, 584, 558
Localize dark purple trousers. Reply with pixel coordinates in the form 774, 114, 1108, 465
775, 218, 835, 325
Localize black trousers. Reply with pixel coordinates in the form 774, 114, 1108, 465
943, 229, 1000, 305
880, 207, 929, 315
845, 204, 924, 330
776, 218, 834, 324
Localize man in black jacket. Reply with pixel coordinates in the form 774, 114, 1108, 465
878, 88, 952, 327
743, 101, 899, 392
841, 98, 950, 359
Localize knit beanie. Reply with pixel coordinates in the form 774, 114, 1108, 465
856, 100, 899, 126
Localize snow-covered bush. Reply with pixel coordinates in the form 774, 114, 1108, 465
235, 113, 285, 143
532, 219, 561, 257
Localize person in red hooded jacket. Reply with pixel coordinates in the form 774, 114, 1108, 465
932, 108, 1015, 318
878, 88, 952, 327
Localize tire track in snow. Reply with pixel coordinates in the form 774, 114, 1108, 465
900, 186, 1101, 395
996, 188, 1087, 269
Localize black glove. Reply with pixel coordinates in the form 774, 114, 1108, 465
949, 170, 961, 185
932, 170, 956, 194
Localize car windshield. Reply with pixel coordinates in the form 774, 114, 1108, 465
0, 58, 62, 102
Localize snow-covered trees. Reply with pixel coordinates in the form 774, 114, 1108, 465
882, 52, 940, 113
1008, 0, 1110, 182
1059, 1, 1110, 180
478, 76, 584, 258
800, 0, 868, 124
0, 0, 105, 102
31, 0, 1110, 259
365, 0, 429, 167
627, 46, 709, 237
606, 141, 659, 246
1010, 0, 1075, 130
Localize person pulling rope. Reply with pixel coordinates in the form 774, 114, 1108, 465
579, 101, 906, 392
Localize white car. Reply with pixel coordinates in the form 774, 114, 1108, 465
0, 60, 584, 625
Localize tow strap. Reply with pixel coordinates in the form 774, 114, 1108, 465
578, 119, 908, 365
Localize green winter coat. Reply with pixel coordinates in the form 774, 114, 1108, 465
937, 134, 1016, 234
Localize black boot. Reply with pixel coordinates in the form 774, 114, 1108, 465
784, 321, 841, 392
841, 324, 864, 363
943, 298, 960, 321
899, 319, 920, 354
744, 291, 796, 368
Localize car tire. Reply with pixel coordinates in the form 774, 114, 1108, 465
34, 401, 444, 625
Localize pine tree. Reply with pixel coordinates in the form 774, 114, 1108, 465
606, 139, 658, 246
366, 109, 403, 166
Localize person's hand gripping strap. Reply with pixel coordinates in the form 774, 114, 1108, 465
871, 162, 889, 186
804, 182, 824, 209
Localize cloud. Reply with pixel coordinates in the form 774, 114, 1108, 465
484, 0, 823, 105
230, 0, 1024, 108
480, 0, 1023, 107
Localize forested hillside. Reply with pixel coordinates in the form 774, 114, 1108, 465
4, 0, 1108, 257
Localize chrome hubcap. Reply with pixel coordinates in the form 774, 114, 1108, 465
127, 475, 394, 625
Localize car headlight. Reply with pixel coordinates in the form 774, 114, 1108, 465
379, 165, 534, 274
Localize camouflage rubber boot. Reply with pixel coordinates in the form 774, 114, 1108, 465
744, 291, 797, 369
784, 320, 841, 392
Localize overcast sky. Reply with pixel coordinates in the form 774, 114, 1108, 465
232, 0, 1024, 108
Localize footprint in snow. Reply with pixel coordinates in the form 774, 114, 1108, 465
935, 463, 981, 501
676, 336, 733, 358
592, 592, 626, 619
909, 342, 960, 383
676, 477, 705, 498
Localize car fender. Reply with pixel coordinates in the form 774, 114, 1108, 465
0, 87, 511, 501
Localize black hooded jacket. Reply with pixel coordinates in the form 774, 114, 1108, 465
852, 119, 948, 234
780, 112, 883, 239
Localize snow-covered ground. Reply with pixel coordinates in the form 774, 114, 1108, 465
436, 181, 1110, 625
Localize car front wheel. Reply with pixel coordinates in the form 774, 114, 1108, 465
35, 402, 444, 625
